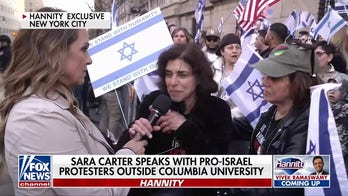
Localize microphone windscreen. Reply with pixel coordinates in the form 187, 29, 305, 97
152, 94, 172, 114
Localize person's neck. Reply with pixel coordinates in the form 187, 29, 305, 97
275, 102, 293, 120
184, 94, 197, 114
320, 64, 332, 73
224, 61, 235, 75
207, 47, 217, 53
259, 45, 269, 53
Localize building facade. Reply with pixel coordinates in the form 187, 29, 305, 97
0, 0, 23, 36
116, 0, 322, 37
90, 0, 343, 40
24, 0, 43, 12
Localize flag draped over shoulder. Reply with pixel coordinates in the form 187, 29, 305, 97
311, 6, 346, 42
306, 83, 348, 196
234, 0, 280, 32
222, 40, 271, 128
194, 0, 206, 44
111, 0, 118, 29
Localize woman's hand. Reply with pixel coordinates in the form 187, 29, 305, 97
154, 110, 186, 133
129, 117, 154, 139
123, 134, 148, 155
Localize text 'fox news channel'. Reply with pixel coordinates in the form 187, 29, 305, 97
21, 12, 111, 29
18, 155, 330, 188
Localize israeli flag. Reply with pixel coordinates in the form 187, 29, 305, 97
285, 10, 316, 35
311, 6, 346, 42
296, 11, 316, 30
222, 44, 271, 128
87, 8, 173, 97
134, 72, 161, 101
111, 0, 118, 29
285, 10, 297, 35
218, 17, 223, 33
306, 83, 348, 196
194, 0, 206, 44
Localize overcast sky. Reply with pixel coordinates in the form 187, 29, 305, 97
43, 0, 94, 12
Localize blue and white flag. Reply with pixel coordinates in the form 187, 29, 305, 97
194, 0, 206, 44
335, 0, 348, 20
222, 43, 271, 128
306, 83, 348, 196
285, 10, 316, 35
311, 6, 346, 42
88, 8, 173, 97
285, 10, 297, 35
297, 11, 316, 30
134, 72, 161, 101
111, 0, 118, 29
218, 17, 223, 33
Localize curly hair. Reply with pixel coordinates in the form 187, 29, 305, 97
156, 43, 218, 96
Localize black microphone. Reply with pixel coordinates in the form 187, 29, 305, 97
148, 94, 172, 126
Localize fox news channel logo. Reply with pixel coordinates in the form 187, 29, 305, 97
273, 155, 330, 188
18, 155, 51, 188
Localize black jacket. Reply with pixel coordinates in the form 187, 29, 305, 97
246, 105, 310, 196
310, 170, 329, 175
250, 105, 310, 155
117, 91, 233, 196
117, 90, 232, 155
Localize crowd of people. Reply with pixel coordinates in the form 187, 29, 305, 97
0, 5, 347, 196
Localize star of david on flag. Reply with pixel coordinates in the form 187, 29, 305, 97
87, 8, 173, 97
118, 42, 138, 61
306, 83, 348, 196
246, 79, 264, 101
222, 43, 271, 128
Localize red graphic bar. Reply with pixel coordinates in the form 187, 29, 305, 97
53, 178, 272, 187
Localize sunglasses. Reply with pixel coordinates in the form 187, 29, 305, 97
206, 37, 219, 42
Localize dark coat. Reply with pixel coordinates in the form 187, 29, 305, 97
117, 90, 233, 196
310, 170, 329, 175
117, 90, 232, 155
250, 105, 310, 155
247, 105, 310, 196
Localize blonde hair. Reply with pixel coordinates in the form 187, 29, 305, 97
0, 7, 84, 156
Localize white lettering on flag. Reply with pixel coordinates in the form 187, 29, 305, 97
87, 7, 173, 97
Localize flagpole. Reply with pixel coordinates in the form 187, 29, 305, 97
114, 89, 129, 129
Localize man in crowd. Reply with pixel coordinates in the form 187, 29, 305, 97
203, 29, 220, 64
265, 23, 289, 51
254, 29, 272, 58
